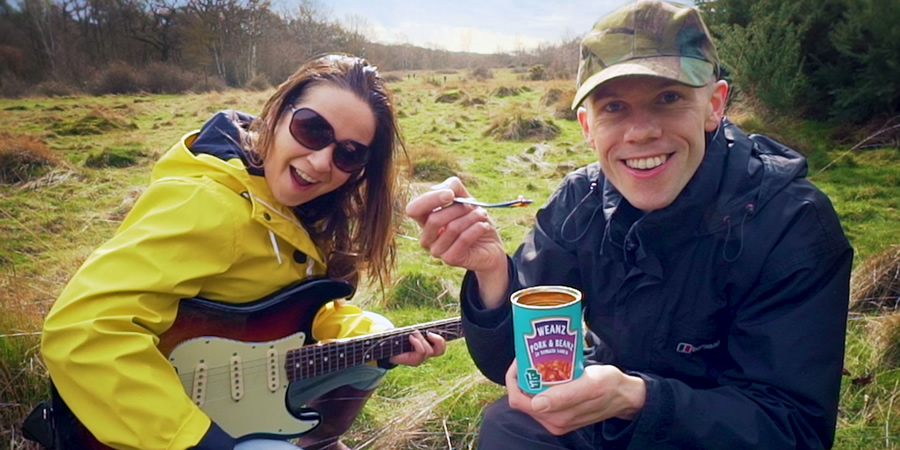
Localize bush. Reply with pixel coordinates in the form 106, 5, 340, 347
485, 116, 561, 142
435, 90, 465, 104
0, 133, 61, 184
34, 80, 81, 97
542, 88, 577, 120
0, 74, 31, 98
191, 76, 227, 93
140, 62, 194, 94
712, 1, 807, 114
528, 64, 547, 81
408, 144, 463, 182
469, 67, 493, 81
243, 73, 272, 92
91, 61, 142, 95
492, 86, 521, 98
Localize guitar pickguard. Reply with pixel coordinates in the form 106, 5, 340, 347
168, 332, 319, 440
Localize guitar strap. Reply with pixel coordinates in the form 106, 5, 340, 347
21, 400, 55, 449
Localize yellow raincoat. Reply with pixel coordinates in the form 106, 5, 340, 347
42, 124, 382, 449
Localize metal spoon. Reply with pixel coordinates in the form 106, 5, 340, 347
445, 195, 533, 208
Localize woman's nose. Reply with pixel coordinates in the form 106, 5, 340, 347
307, 144, 336, 172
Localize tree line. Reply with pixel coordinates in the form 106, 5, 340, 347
0, 0, 897, 125
0, 0, 577, 96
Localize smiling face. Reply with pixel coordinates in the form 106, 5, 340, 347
264, 84, 376, 208
578, 76, 727, 212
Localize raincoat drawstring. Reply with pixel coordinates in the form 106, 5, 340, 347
723, 203, 754, 262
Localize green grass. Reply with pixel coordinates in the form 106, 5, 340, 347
1, 70, 899, 448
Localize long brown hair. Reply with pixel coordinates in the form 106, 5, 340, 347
250, 54, 402, 289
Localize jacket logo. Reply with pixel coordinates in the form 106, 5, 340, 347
676, 340, 720, 354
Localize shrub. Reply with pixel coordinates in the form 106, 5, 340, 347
543, 88, 577, 120
492, 86, 521, 98
92, 61, 142, 95
140, 62, 194, 94
435, 90, 465, 103
485, 116, 561, 142
191, 76, 227, 93
528, 64, 547, 81
469, 67, 493, 81
0, 133, 61, 184
712, 1, 806, 114
243, 73, 272, 92
34, 80, 81, 97
0, 74, 31, 98
408, 144, 462, 182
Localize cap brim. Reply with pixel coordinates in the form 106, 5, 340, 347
571, 57, 715, 110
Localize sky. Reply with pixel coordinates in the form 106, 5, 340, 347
319, 0, 649, 54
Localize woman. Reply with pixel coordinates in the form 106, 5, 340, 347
40, 54, 445, 449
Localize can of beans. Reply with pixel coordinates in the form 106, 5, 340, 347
511, 285, 584, 394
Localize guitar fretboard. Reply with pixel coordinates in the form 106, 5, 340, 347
284, 317, 463, 381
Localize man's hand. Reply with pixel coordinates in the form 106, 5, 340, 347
389, 331, 446, 366
405, 177, 510, 307
504, 360, 646, 435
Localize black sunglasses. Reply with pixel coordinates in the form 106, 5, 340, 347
286, 105, 371, 173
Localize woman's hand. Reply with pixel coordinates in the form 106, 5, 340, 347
504, 360, 647, 435
405, 177, 510, 307
389, 331, 446, 366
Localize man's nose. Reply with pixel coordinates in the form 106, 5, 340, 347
623, 109, 662, 143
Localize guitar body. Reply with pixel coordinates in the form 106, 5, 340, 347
53, 278, 369, 449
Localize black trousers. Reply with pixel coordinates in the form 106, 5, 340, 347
477, 397, 600, 449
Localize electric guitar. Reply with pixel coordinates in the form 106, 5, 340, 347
50, 278, 464, 449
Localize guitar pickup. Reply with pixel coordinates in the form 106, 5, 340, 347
230, 355, 244, 401
191, 362, 208, 406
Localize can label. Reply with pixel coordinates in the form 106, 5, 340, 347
511, 286, 584, 394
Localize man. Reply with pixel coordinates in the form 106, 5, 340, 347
406, 1, 852, 448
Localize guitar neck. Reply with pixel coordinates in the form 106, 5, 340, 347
285, 317, 463, 381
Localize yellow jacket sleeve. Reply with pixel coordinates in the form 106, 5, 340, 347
42, 177, 239, 449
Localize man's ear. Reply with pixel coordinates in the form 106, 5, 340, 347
577, 106, 591, 140
705, 80, 729, 132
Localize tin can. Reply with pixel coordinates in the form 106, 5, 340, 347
511, 285, 584, 394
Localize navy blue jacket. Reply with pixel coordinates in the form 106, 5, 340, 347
461, 119, 853, 449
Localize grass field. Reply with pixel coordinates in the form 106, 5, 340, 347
1, 69, 899, 449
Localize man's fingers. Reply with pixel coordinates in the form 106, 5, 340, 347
406, 189, 454, 225
428, 208, 492, 259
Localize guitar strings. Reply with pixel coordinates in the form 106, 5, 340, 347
173, 322, 464, 402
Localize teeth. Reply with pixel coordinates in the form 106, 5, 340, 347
625, 154, 667, 170
293, 167, 317, 183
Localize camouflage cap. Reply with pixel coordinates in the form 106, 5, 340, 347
571, 0, 719, 109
